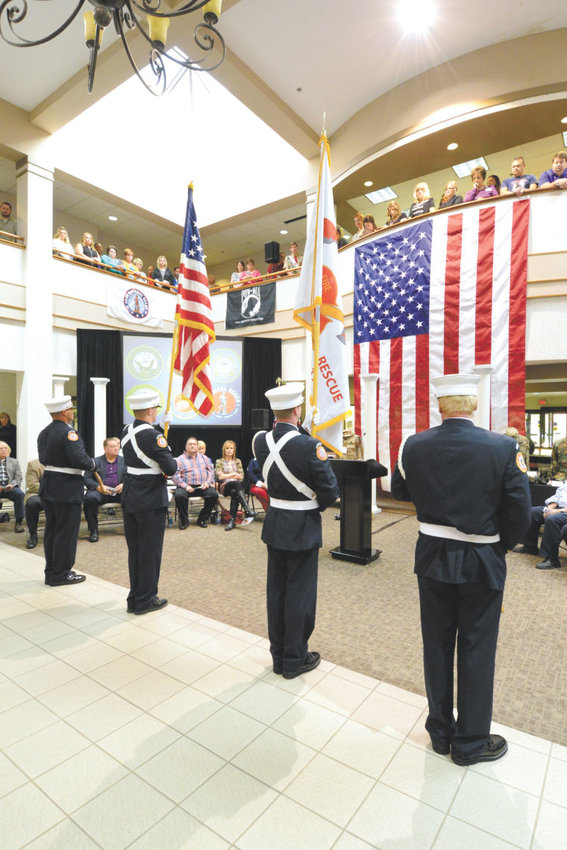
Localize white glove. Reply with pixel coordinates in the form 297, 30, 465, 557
312, 408, 320, 426
161, 410, 173, 426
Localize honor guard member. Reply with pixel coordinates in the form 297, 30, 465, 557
391, 373, 531, 766
121, 389, 177, 614
38, 396, 96, 586
253, 382, 339, 679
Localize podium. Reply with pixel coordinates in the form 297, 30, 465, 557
330, 459, 388, 565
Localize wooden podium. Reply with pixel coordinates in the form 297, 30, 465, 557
330, 459, 388, 565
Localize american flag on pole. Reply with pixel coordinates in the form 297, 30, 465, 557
353, 199, 530, 487
173, 184, 215, 416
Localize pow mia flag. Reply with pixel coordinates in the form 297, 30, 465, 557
225, 282, 276, 329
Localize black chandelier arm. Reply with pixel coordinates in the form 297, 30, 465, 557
128, 0, 213, 19
0, 0, 86, 48
115, 9, 166, 96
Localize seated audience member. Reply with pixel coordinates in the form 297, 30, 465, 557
240, 258, 262, 282
551, 435, 567, 480
74, 232, 100, 265
362, 215, 379, 235
231, 260, 245, 284
24, 458, 45, 549
122, 248, 138, 279
464, 167, 499, 202
0, 200, 17, 239
516, 480, 567, 570
505, 426, 530, 467
438, 181, 463, 208
133, 258, 147, 281
501, 156, 537, 194
538, 151, 567, 189
152, 255, 176, 288
247, 456, 270, 511
486, 174, 501, 194
0, 441, 24, 533
336, 226, 348, 248
100, 245, 123, 274
350, 212, 365, 242
0, 412, 17, 456
52, 226, 74, 257
385, 201, 407, 226
173, 436, 218, 529
284, 241, 302, 271
215, 440, 255, 531
409, 183, 435, 217
267, 253, 285, 275
83, 437, 125, 542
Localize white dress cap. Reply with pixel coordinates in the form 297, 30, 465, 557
129, 388, 161, 410
431, 373, 481, 398
45, 395, 74, 414
265, 382, 304, 411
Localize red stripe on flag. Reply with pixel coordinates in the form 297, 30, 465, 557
353, 344, 361, 436
369, 339, 380, 373
475, 206, 495, 366
507, 200, 530, 431
444, 213, 463, 373
415, 333, 430, 432
389, 337, 403, 471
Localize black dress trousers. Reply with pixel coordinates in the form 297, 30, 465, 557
43, 501, 82, 582
124, 507, 168, 611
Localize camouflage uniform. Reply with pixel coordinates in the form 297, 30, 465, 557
551, 436, 567, 480
516, 434, 530, 467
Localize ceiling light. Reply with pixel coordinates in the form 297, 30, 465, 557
365, 187, 397, 204
563, 131, 567, 147
447, 142, 458, 151
280, 229, 288, 235
397, 0, 437, 34
108, 215, 118, 222
364, 180, 373, 187
452, 156, 488, 179
0, 1, 225, 96
561, 116, 567, 124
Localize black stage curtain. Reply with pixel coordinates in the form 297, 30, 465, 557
77, 330, 124, 456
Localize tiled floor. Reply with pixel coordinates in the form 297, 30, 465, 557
0, 540, 565, 850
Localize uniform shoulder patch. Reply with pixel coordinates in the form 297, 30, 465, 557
67, 431, 79, 441
157, 435, 168, 448
516, 452, 527, 473
316, 443, 327, 461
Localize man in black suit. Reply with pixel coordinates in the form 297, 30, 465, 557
253, 382, 339, 679
83, 437, 126, 542
391, 373, 531, 766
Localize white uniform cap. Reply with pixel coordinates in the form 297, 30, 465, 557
45, 395, 74, 414
431, 373, 481, 398
265, 382, 304, 411
129, 388, 161, 410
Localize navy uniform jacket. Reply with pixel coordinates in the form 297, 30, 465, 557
391, 418, 531, 590
121, 419, 177, 513
38, 420, 95, 504
85, 454, 126, 491
253, 422, 339, 550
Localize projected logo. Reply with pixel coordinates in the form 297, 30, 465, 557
210, 347, 241, 382
213, 387, 240, 420
172, 391, 199, 420
124, 288, 149, 319
126, 345, 164, 380
125, 384, 164, 417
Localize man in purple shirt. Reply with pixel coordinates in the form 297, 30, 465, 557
538, 151, 567, 190
83, 437, 126, 542
173, 436, 218, 529
501, 156, 537, 195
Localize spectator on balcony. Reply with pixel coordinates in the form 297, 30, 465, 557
284, 241, 302, 272
438, 181, 463, 209
231, 260, 245, 284
362, 215, 379, 235
173, 266, 180, 284
52, 226, 74, 258
0, 200, 17, 238
267, 252, 285, 275
385, 201, 407, 226
464, 167, 499, 202
94, 241, 104, 257
74, 232, 100, 265
501, 157, 537, 195
486, 175, 501, 195
240, 258, 262, 282
122, 248, 138, 279
100, 245, 123, 274
409, 183, 435, 218
133, 258, 147, 281
336, 226, 347, 248
147, 265, 154, 278
152, 255, 176, 289
538, 151, 567, 190
351, 212, 365, 242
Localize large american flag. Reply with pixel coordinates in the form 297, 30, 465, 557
353, 199, 530, 487
173, 185, 215, 416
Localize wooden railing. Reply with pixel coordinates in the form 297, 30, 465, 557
52, 250, 178, 294
0, 228, 24, 246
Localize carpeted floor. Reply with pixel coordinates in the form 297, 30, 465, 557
3, 504, 567, 746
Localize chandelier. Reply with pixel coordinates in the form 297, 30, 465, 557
0, 0, 225, 96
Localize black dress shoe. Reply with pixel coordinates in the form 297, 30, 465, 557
26, 534, 38, 549
134, 597, 168, 615
88, 529, 99, 543
452, 734, 508, 766
514, 545, 539, 555
431, 739, 451, 755
536, 558, 561, 570
45, 571, 87, 586
282, 651, 321, 679
178, 520, 190, 530
225, 518, 236, 531
196, 519, 208, 528
14, 521, 24, 533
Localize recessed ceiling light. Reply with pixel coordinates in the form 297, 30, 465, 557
108, 215, 118, 221
364, 180, 373, 187
397, 0, 436, 33
447, 142, 458, 151
280, 229, 288, 235
452, 156, 488, 178
561, 116, 567, 124
365, 187, 397, 204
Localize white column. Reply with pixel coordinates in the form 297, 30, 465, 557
52, 376, 70, 398
473, 365, 493, 430
15, 155, 55, 473
362, 373, 380, 514
91, 378, 110, 455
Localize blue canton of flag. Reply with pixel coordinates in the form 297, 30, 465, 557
354, 221, 433, 344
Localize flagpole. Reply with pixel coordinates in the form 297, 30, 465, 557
310, 131, 329, 439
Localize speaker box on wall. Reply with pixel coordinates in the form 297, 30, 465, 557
264, 241, 280, 264
251, 408, 271, 431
